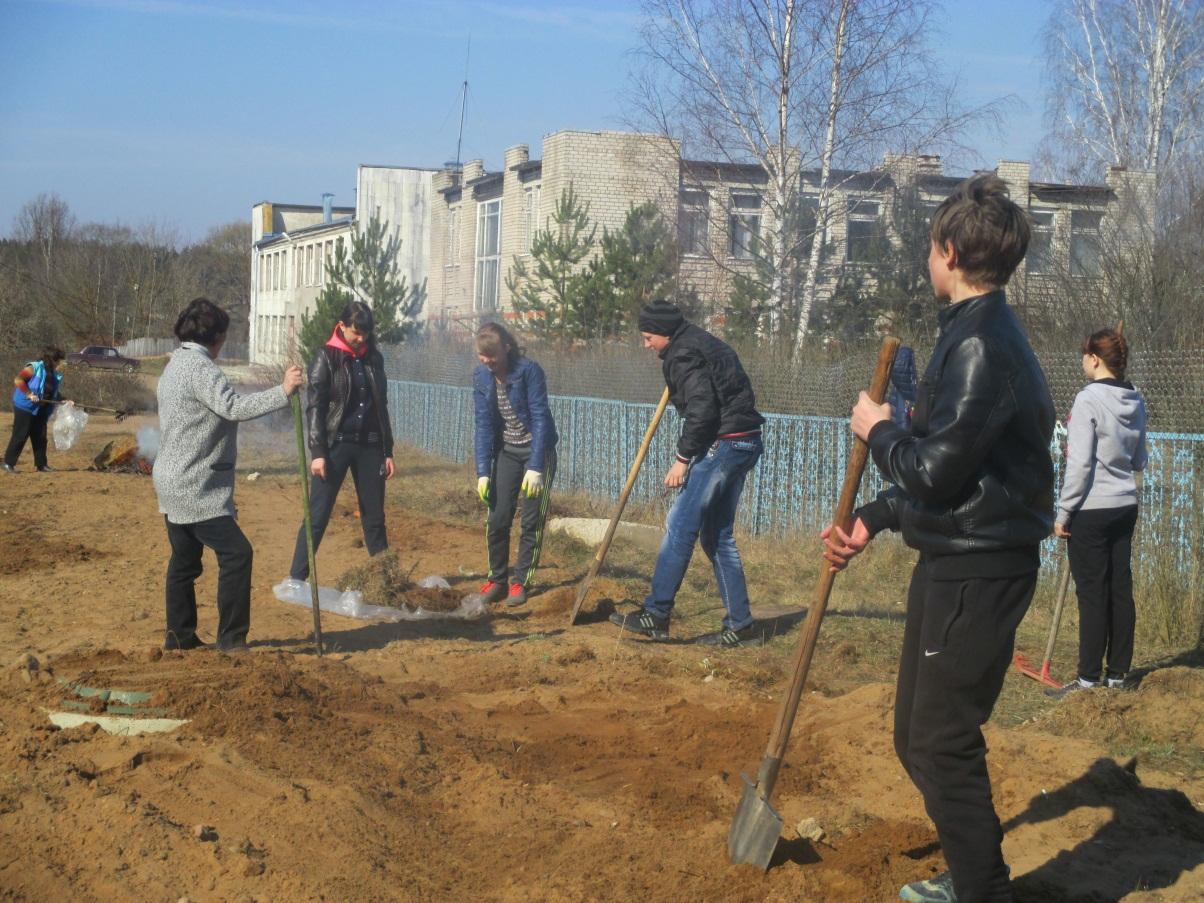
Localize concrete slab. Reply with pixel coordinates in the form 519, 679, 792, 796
547, 517, 663, 553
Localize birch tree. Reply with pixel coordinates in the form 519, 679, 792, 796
632, 0, 1001, 353
1042, 0, 1204, 185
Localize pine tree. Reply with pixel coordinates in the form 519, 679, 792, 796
600, 202, 677, 326
506, 184, 596, 344
297, 216, 425, 362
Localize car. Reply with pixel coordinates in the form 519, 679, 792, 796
67, 346, 141, 373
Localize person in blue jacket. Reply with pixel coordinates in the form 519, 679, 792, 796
473, 322, 558, 607
5, 346, 68, 474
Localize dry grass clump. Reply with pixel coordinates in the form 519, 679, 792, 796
335, 551, 463, 612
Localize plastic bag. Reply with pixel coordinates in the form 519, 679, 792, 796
273, 579, 487, 622
52, 404, 89, 450
417, 575, 451, 590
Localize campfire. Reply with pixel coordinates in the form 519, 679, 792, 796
92, 436, 153, 475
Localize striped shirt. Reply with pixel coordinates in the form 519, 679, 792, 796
495, 381, 532, 446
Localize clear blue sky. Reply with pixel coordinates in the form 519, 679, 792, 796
0, 0, 1052, 242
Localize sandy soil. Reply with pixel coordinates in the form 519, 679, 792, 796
1, 413, 1202, 902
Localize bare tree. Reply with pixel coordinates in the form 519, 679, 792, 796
12, 193, 75, 283
631, 0, 1004, 352
1042, 0, 1204, 186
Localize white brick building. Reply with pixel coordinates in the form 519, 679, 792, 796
249, 165, 435, 364
425, 129, 1155, 332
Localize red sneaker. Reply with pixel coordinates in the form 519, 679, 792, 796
506, 583, 528, 607
479, 581, 507, 604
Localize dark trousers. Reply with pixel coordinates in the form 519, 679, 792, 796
165, 516, 254, 650
1066, 505, 1138, 681
290, 441, 387, 580
894, 558, 1036, 903
5, 407, 51, 468
487, 444, 556, 586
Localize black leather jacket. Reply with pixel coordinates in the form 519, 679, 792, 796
857, 291, 1054, 566
660, 322, 765, 460
305, 345, 394, 459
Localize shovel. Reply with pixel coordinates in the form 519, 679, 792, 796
1013, 554, 1072, 688
568, 387, 671, 626
728, 336, 899, 870
291, 393, 324, 656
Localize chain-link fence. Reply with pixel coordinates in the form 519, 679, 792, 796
385, 337, 1204, 432
386, 378, 1202, 576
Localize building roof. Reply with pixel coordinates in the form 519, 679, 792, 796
255, 216, 354, 248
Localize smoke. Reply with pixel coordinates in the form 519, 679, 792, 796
137, 425, 160, 461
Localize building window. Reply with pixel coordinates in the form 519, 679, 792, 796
282, 249, 288, 290
325, 241, 334, 283
317, 243, 326, 285
447, 207, 461, 264
1070, 209, 1103, 277
1028, 210, 1055, 275
729, 192, 761, 260
846, 197, 881, 263
295, 249, 303, 287
524, 186, 542, 252
271, 254, 279, 291
475, 198, 502, 311
679, 189, 709, 256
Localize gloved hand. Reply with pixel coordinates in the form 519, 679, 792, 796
477, 476, 491, 504
520, 469, 544, 498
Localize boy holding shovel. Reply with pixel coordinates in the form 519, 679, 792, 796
822, 174, 1054, 903
609, 300, 766, 647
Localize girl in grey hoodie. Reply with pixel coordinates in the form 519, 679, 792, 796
1051, 328, 1147, 697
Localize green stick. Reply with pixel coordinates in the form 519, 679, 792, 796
291, 394, 324, 656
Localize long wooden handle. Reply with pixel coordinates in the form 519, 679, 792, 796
293, 394, 324, 656
764, 336, 900, 764
1043, 554, 1072, 666
568, 387, 671, 625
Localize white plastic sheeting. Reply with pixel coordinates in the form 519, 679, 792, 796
273, 578, 487, 622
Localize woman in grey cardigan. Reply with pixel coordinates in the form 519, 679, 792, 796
154, 298, 302, 652
1050, 328, 1147, 698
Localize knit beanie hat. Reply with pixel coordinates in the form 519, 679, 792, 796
638, 299, 684, 336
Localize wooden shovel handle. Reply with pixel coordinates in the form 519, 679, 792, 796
568, 387, 671, 625
764, 336, 900, 763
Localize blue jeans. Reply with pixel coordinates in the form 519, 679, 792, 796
645, 436, 762, 630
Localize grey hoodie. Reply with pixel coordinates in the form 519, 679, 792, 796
1056, 378, 1148, 525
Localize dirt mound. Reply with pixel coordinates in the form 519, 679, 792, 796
335, 550, 463, 611
1026, 666, 1204, 754
531, 576, 628, 619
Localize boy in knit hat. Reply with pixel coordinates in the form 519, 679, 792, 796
609, 300, 767, 647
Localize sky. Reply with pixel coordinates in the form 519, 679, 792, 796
0, 0, 1052, 243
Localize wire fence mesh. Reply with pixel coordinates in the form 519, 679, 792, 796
386, 378, 1203, 575
385, 337, 1204, 431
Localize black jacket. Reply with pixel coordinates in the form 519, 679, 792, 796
305, 344, 394, 459
660, 322, 765, 461
857, 291, 1054, 575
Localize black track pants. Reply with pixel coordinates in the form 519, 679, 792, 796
486, 444, 556, 587
894, 558, 1036, 903
290, 441, 388, 580
5, 407, 51, 468
1066, 505, 1138, 681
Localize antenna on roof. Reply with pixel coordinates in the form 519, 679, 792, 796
455, 36, 470, 168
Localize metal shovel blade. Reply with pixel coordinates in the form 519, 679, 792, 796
728, 774, 782, 869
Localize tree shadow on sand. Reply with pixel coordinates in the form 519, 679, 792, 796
1005, 757, 1204, 902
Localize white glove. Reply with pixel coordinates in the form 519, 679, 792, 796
520, 469, 544, 498
477, 476, 491, 504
